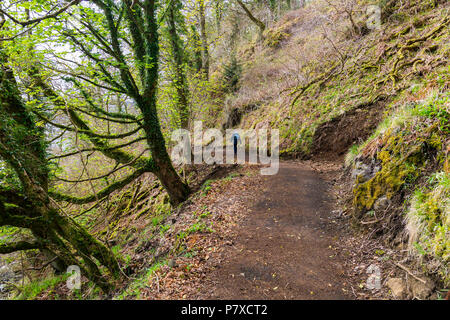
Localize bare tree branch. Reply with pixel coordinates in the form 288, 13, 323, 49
0, 0, 82, 27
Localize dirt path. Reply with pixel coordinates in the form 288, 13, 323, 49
199, 161, 352, 299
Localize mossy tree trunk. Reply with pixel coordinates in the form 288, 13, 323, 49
198, 0, 210, 79
236, 0, 266, 39
190, 25, 204, 74
167, 0, 190, 129
120, 0, 190, 204
0, 49, 119, 292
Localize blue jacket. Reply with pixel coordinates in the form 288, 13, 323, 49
230, 133, 241, 145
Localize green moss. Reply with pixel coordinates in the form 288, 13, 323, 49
115, 259, 167, 300
263, 24, 291, 48
353, 131, 425, 212
353, 90, 449, 214
15, 274, 70, 300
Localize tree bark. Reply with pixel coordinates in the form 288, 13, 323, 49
190, 25, 203, 73
168, 0, 190, 129
139, 97, 190, 205
236, 0, 266, 38
137, 0, 191, 205
198, 0, 210, 79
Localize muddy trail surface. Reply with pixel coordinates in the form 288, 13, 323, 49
198, 161, 351, 299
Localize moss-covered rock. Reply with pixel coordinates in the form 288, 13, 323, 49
352, 129, 426, 215
352, 90, 449, 216
350, 90, 449, 286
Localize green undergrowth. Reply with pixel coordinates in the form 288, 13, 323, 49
14, 273, 71, 300
406, 171, 449, 286
348, 86, 449, 285
115, 259, 167, 300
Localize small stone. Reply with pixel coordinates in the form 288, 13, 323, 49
386, 277, 406, 299
167, 259, 177, 268
409, 277, 435, 299
0, 266, 14, 280
351, 161, 373, 184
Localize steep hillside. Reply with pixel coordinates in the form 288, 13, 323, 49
228, 0, 448, 156
219, 0, 449, 292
